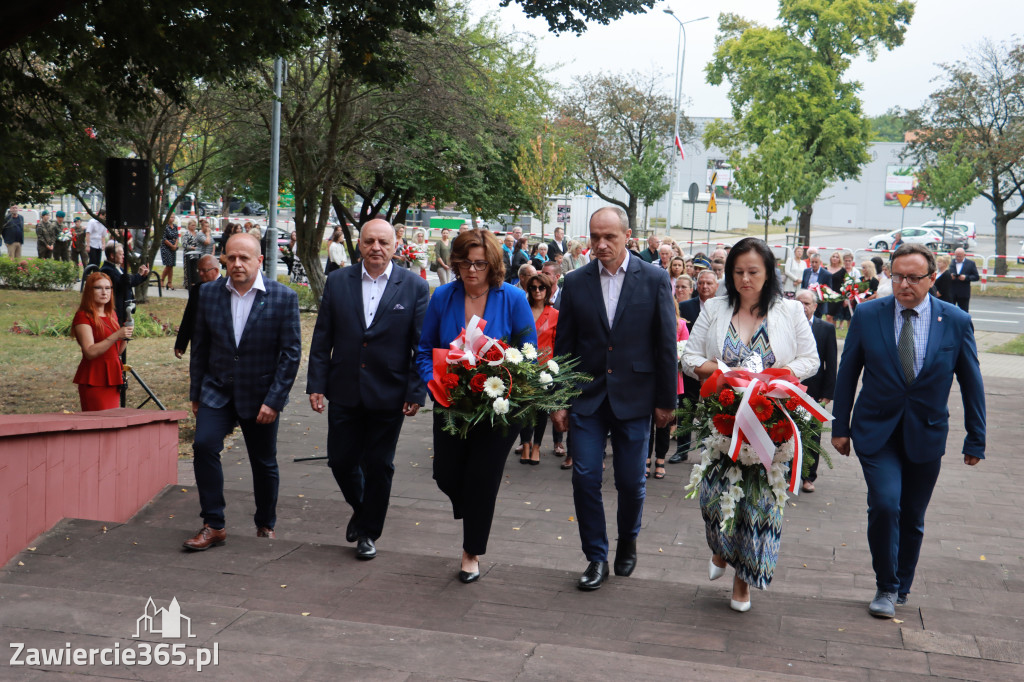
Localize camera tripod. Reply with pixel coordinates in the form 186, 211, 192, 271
119, 300, 166, 410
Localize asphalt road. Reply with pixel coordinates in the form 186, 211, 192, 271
964, 296, 1024, 333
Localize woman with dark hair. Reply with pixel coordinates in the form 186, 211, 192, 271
681, 236, 818, 612
517, 272, 559, 465
218, 221, 242, 257
159, 215, 179, 290
417, 229, 537, 584
510, 237, 530, 283
325, 227, 346, 275
72, 272, 134, 411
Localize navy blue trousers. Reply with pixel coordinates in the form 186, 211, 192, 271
327, 402, 404, 541
193, 403, 280, 530
857, 429, 942, 595
570, 400, 650, 562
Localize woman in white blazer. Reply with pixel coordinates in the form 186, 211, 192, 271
681, 237, 819, 614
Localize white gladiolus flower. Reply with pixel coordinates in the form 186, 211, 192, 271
685, 464, 704, 491
483, 376, 506, 398
522, 343, 538, 360
727, 484, 745, 503
546, 359, 560, 374
676, 340, 687, 359
538, 371, 553, 386
503, 347, 524, 364
726, 467, 743, 486
492, 397, 510, 415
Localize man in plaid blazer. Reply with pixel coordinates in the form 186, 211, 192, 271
184, 233, 302, 551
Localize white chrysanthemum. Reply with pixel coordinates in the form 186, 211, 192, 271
483, 376, 506, 399
492, 397, 510, 415
773, 439, 795, 463
538, 371, 553, 387
676, 340, 687, 359
522, 343, 538, 360
546, 359, 560, 374
504, 347, 524, 364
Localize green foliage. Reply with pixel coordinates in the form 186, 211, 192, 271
869, 107, 911, 142
514, 129, 573, 233
0, 257, 78, 290
286, 281, 318, 311
916, 137, 979, 221
10, 310, 175, 338
705, 1, 914, 243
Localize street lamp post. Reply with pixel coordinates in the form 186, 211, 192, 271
663, 10, 707, 237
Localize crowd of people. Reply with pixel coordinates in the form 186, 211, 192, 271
1, 201, 989, 619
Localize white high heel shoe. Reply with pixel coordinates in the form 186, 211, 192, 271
708, 558, 726, 581
729, 599, 751, 612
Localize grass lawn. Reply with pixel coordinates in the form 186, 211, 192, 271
0, 288, 320, 455
988, 334, 1024, 356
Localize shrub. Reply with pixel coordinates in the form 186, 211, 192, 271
0, 257, 78, 290
286, 281, 318, 311
9, 310, 176, 338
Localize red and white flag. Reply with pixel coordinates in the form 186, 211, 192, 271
674, 134, 685, 160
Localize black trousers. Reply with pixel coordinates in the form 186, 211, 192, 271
519, 412, 563, 446
327, 402, 405, 541
951, 291, 970, 312
803, 431, 823, 482
433, 411, 518, 555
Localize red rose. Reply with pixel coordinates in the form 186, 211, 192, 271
718, 388, 735, 406
750, 393, 774, 422
441, 373, 459, 389
469, 373, 487, 393
712, 414, 735, 436
483, 345, 504, 362
769, 420, 794, 444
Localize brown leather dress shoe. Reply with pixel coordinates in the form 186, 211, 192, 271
183, 525, 226, 551
256, 527, 276, 539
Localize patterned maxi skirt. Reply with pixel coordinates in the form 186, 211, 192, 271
699, 456, 782, 590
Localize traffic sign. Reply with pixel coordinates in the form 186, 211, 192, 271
707, 194, 717, 214
896, 193, 913, 209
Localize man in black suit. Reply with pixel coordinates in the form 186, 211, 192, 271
307, 219, 429, 561
668, 269, 718, 464
99, 242, 151, 325
800, 252, 830, 318
548, 226, 569, 258
795, 289, 837, 492
552, 206, 677, 591
948, 248, 979, 312
174, 255, 222, 358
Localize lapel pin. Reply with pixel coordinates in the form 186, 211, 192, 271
937, 316, 942, 322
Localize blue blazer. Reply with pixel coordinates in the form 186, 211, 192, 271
307, 264, 429, 409
189, 277, 302, 419
832, 295, 985, 461
416, 281, 538, 389
805, 317, 837, 402
553, 256, 677, 420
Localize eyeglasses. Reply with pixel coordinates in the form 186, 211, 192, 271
527, 285, 547, 292
456, 260, 489, 271
891, 272, 931, 285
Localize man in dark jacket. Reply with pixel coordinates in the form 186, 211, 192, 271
948, 248, 980, 312
174, 254, 222, 358
100, 243, 151, 324
2, 205, 25, 258
795, 289, 837, 492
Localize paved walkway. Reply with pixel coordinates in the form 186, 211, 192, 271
3, 349, 1023, 679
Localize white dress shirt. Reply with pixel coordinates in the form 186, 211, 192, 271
362, 261, 393, 327
598, 251, 629, 325
225, 270, 266, 346
87, 219, 107, 249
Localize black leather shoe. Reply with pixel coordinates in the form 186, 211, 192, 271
667, 452, 687, 464
577, 561, 609, 591
355, 537, 376, 560
613, 537, 637, 577
346, 515, 358, 543
458, 569, 480, 584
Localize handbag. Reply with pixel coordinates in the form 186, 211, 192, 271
429, 260, 438, 272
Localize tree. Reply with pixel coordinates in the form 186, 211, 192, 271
561, 71, 678, 232
705, 1, 915, 246
623, 145, 669, 232
869, 107, 912, 142
913, 136, 979, 248
904, 38, 1024, 274
514, 130, 572, 237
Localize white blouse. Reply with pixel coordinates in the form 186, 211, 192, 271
682, 296, 820, 381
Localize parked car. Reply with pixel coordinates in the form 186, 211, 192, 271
178, 195, 219, 216
867, 227, 944, 251
921, 219, 976, 244
228, 197, 266, 216
1017, 239, 1024, 265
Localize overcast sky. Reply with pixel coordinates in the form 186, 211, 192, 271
477, 0, 1018, 117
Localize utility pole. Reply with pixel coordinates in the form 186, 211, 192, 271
265, 57, 284, 278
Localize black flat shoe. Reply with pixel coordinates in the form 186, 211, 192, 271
577, 561, 609, 591
355, 537, 376, 560
458, 569, 480, 584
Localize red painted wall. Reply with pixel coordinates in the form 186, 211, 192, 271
0, 409, 188, 567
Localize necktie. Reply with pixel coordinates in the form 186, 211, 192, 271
898, 309, 918, 384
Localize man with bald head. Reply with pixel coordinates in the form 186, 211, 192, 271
948, 248, 979, 312
184, 232, 301, 551
552, 206, 677, 591
307, 219, 429, 560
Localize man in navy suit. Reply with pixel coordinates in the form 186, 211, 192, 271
184, 233, 302, 551
307, 219, 429, 560
948, 248, 979, 312
795, 289, 837, 492
801, 252, 829, 318
552, 207, 677, 591
832, 243, 985, 618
